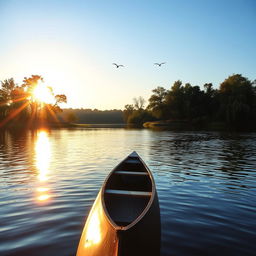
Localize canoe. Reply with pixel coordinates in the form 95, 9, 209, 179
76, 151, 161, 256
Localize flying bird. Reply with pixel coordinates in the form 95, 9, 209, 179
113, 63, 124, 68
154, 62, 166, 67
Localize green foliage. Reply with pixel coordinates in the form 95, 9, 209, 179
124, 74, 256, 130
123, 104, 135, 123
123, 97, 154, 125
218, 74, 255, 127
147, 86, 168, 119
127, 110, 153, 124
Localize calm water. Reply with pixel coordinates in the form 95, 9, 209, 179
0, 128, 256, 256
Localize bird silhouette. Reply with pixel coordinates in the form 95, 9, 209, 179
113, 63, 124, 68
154, 62, 166, 67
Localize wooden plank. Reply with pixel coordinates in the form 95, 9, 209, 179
125, 159, 141, 164
115, 171, 148, 176
105, 189, 151, 197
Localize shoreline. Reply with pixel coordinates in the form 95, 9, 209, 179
143, 120, 256, 132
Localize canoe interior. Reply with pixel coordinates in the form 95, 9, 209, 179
104, 155, 152, 227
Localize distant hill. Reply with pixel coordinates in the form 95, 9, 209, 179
58, 108, 124, 124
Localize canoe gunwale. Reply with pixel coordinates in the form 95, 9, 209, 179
101, 152, 156, 231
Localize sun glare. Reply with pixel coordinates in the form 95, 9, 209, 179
32, 81, 54, 104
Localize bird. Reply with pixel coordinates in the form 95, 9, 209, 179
154, 62, 166, 67
113, 63, 124, 68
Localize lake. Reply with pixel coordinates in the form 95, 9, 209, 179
0, 128, 255, 256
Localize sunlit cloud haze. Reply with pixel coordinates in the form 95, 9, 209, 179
0, 0, 255, 109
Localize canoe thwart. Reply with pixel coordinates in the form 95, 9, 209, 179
105, 189, 151, 197
115, 171, 149, 176
125, 159, 141, 164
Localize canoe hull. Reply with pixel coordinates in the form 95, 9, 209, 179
76, 190, 119, 256
117, 190, 161, 256
76, 152, 161, 256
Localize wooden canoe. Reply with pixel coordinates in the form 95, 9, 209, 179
76, 151, 161, 256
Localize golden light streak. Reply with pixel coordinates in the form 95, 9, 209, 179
0, 96, 28, 107
46, 104, 60, 124
0, 101, 29, 127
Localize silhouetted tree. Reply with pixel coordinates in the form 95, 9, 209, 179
66, 112, 78, 123
55, 94, 67, 106
165, 80, 186, 119
0, 75, 67, 128
147, 86, 168, 119
123, 104, 135, 123
218, 74, 255, 127
133, 96, 146, 110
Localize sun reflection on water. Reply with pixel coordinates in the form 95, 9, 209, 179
35, 130, 51, 203
37, 187, 49, 192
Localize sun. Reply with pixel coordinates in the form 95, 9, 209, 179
32, 81, 54, 104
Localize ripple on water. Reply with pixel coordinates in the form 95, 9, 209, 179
0, 129, 256, 256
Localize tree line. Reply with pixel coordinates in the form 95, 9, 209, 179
1, 73, 255, 130
0, 75, 67, 128
124, 74, 256, 130
59, 108, 124, 124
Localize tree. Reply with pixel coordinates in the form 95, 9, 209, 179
55, 94, 67, 106
219, 74, 255, 127
127, 110, 152, 124
147, 86, 168, 119
0, 75, 67, 127
0, 78, 16, 104
66, 112, 78, 123
22, 75, 43, 91
0, 79, 29, 123
123, 104, 135, 123
165, 80, 185, 119
133, 96, 145, 110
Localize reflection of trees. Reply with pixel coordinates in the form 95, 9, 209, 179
148, 131, 255, 187
0, 129, 35, 184
218, 136, 253, 177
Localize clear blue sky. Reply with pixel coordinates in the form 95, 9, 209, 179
0, 0, 255, 109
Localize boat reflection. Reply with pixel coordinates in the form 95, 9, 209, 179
35, 130, 51, 203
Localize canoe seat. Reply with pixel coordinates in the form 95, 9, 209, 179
115, 171, 148, 176
105, 189, 151, 197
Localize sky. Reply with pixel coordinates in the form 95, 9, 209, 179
0, 0, 255, 109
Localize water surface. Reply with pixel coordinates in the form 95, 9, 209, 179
0, 128, 255, 255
